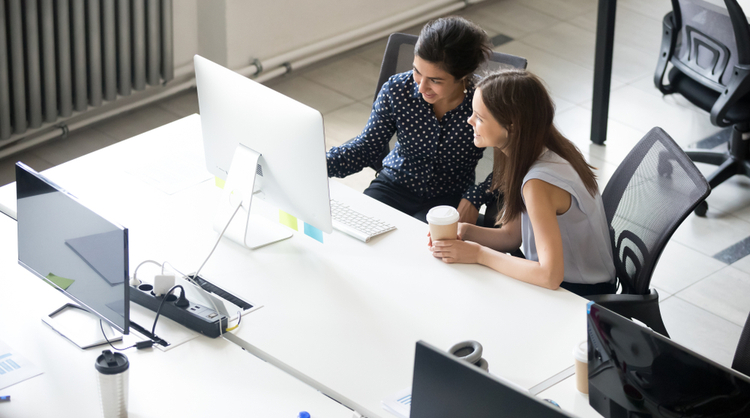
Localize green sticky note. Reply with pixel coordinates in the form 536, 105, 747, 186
46, 273, 75, 290
279, 210, 298, 231
304, 222, 323, 243
215, 176, 226, 189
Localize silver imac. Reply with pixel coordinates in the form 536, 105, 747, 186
194, 55, 332, 249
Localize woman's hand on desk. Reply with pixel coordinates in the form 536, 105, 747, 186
430, 238, 482, 264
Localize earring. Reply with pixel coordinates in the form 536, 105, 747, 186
463, 79, 468, 94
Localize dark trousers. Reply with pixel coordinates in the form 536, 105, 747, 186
560, 280, 617, 297
364, 172, 461, 223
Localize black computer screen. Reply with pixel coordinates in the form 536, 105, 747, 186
410, 341, 576, 418
588, 303, 750, 417
16, 162, 129, 333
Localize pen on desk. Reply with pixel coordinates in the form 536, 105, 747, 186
0, 395, 10, 402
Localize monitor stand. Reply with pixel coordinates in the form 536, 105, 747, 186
42, 303, 123, 349
213, 143, 292, 249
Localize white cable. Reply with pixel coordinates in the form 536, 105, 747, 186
132, 259, 163, 286
161, 261, 189, 280
189, 200, 244, 336
133, 201, 244, 337
194, 200, 243, 281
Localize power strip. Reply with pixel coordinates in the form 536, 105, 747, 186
130, 284, 227, 338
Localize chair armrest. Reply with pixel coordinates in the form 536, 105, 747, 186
710, 64, 750, 126
588, 289, 670, 337
654, 12, 678, 95
588, 291, 657, 304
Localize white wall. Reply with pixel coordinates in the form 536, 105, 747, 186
172, 0, 459, 72
173, 0, 200, 71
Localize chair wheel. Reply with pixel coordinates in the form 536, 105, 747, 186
694, 201, 708, 217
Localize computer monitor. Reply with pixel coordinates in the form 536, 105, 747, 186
587, 303, 750, 417
16, 162, 129, 348
410, 341, 577, 417
194, 55, 332, 249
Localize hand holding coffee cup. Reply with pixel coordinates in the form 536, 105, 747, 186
427, 206, 460, 241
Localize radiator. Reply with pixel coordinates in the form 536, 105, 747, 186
0, 0, 174, 142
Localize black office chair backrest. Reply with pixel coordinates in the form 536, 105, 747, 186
666, 0, 750, 92
735, 310, 750, 376
373, 33, 528, 101
601, 127, 710, 295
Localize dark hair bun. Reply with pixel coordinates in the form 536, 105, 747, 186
415, 16, 492, 80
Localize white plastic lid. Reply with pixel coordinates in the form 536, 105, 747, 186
426, 205, 460, 225
573, 340, 588, 363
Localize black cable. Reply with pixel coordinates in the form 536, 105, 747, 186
151, 285, 188, 336
99, 319, 136, 351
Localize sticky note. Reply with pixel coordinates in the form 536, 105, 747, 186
46, 273, 75, 290
304, 222, 323, 243
279, 210, 298, 231
215, 177, 226, 189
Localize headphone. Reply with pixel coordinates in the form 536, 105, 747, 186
449, 340, 489, 371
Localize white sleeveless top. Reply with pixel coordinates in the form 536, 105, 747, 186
520, 150, 615, 285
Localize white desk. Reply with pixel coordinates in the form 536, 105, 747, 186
0, 213, 354, 418
0, 114, 591, 418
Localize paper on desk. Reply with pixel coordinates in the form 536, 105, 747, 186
125, 149, 211, 195
0, 339, 43, 390
382, 387, 411, 418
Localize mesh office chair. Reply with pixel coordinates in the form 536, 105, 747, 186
589, 127, 711, 338
359, 32, 528, 174
654, 0, 750, 216
734, 310, 750, 376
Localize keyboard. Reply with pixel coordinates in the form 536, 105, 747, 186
330, 199, 396, 242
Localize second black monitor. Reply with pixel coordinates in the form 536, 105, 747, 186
411, 340, 576, 418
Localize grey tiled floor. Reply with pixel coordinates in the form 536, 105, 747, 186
0, 0, 748, 369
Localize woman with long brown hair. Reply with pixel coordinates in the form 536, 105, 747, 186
430, 69, 616, 297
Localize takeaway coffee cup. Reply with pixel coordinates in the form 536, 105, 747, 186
95, 350, 129, 418
427, 205, 460, 241
574, 340, 588, 394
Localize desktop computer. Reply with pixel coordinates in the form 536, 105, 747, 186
194, 55, 333, 249
16, 162, 130, 348
588, 303, 750, 417
410, 341, 577, 417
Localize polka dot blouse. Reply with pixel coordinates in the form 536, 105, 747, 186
327, 71, 495, 209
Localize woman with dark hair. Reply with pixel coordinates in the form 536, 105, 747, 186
430, 69, 616, 297
326, 16, 495, 224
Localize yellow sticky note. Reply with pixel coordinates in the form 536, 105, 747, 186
279, 210, 298, 231
46, 273, 75, 290
215, 177, 226, 189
